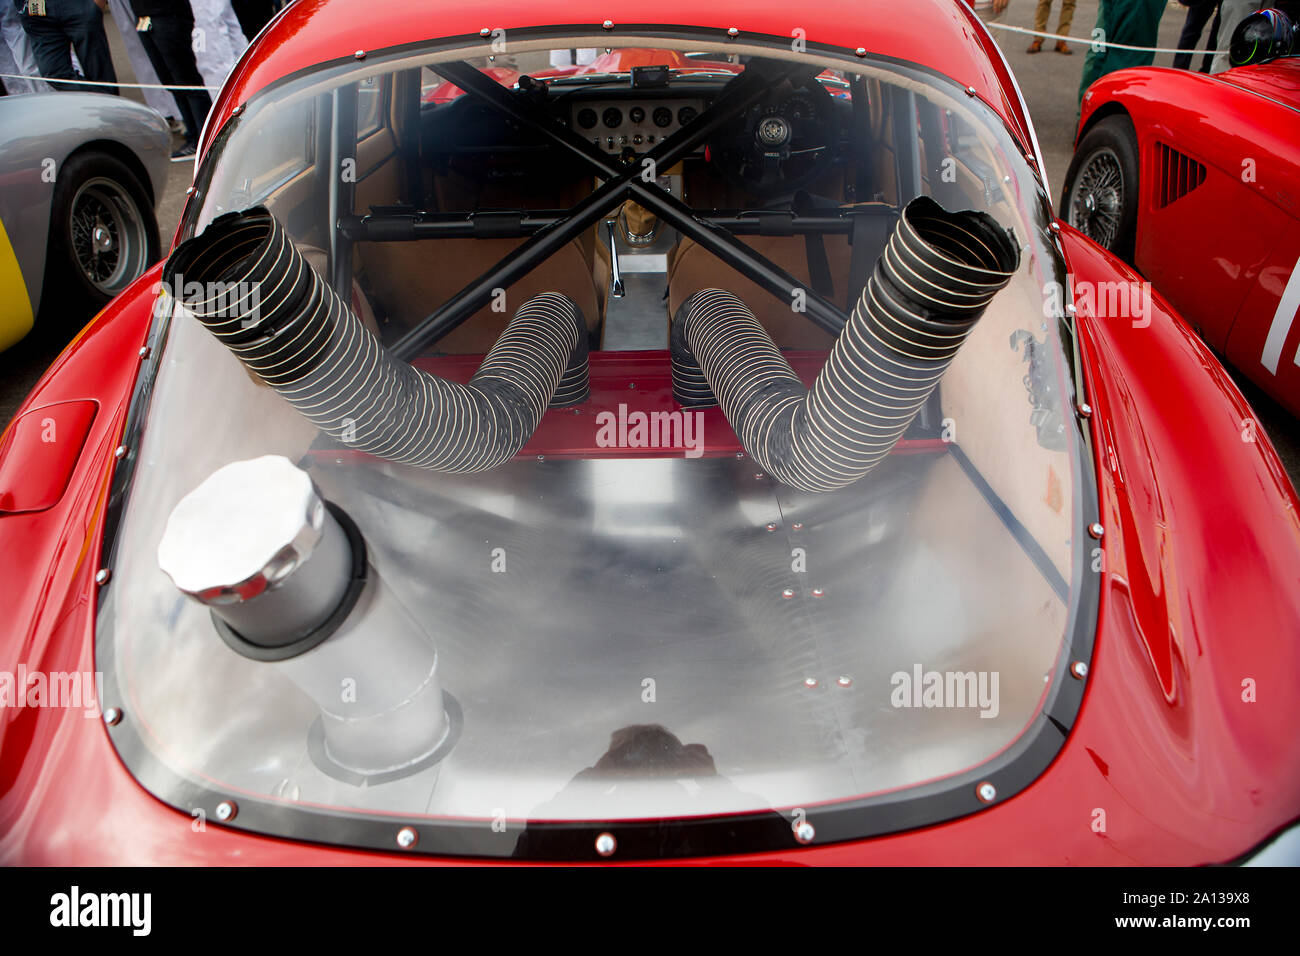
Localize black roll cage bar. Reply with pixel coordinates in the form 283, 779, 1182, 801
334, 55, 912, 360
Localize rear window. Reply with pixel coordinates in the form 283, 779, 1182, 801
97, 29, 1096, 859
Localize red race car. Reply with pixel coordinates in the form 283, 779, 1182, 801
1063, 8, 1300, 417
2, 0, 1299, 865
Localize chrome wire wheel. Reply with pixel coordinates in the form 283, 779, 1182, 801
1066, 147, 1124, 250
69, 176, 150, 296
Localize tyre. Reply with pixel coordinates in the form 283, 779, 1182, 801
1060, 114, 1139, 264
41, 150, 160, 327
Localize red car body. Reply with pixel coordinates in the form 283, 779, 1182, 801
1076, 60, 1300, 417
2, 0, 1299, 865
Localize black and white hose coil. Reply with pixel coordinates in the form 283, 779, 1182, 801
163, 207, 589, 472
671, 196, 1021, 492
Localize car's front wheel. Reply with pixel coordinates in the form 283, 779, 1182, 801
42, 150, 160, 326
1061, 114, 1139, 264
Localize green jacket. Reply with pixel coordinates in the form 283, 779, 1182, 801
1079, 0, 1168, 103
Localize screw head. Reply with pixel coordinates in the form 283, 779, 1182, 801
138, 345, 150, 358
1071, 660, 1089, 680
791, 522, 803, 531
103, 707, 122, 726
114, 445, 127, 459
396, 826, 418, 848
782, 588, 796, 599
602, 19, 614, 30
855, 47, 867, 57
1088, 522, 1105, 540
185, 185, 196, 196
965, 85, 977, 96
754, 472, 765, 480
727, 26, 739, 38
976, 782, 997, 803
734, 451, 744, 459
803, 676, 819, 688
353, 49, 366, 60
536, 454, 545, 461
793, 821, 816, 844
1077, 402, 1093, 418
1050, 221, 1062, 233
766, 521, 778, 532
837, 675, 852, 688
479, 27, 491, 36
811, 587, 825, 598
215, 800, 237, 822
231, 104, 244, 117
94, 569, 111, 586
595, 832, 617, 856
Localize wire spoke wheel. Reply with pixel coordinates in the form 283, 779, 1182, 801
1067, 147, 1125, 250
69, 176, 149, 296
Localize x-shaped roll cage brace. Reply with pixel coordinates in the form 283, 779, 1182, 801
331, 57, 906, 360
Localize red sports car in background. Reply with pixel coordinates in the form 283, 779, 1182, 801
1, 0, 1299, 866
1064, 9, 1300, 417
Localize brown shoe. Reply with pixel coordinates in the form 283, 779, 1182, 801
1027, 39, 1043, 54
1055, 41, 1073, 55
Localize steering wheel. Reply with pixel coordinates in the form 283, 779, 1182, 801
707, 77, 840, 199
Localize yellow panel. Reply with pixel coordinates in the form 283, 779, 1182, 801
0, 216, 35, 351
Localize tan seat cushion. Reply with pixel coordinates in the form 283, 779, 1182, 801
357, 237, 601, 354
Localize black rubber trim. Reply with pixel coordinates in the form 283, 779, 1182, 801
211, 501, 369, 662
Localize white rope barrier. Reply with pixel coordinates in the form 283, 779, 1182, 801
984, 21, 1192, 55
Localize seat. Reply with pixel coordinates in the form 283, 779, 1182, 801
356, 237, 602, 354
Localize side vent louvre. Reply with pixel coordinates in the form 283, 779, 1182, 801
1155, 142, 1207, 208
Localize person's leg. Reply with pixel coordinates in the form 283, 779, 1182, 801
150, 15, 213, 146
1058, 0, 1077, 34
1201, 5, 1222, 71
1, 2, 50, 91
1052, 0, 1077, 51
19, 9, 71, 77
59, 0, 117, 92
1028, 0, 1051, 51
1174, 2, 1215, 68
1211, 0, 1264, 72
1033, 0, 1053, 32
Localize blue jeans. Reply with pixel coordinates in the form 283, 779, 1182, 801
18, 0, 118, 94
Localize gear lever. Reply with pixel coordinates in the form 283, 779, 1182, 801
605, 218, 625, 299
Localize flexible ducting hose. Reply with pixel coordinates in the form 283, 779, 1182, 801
163, 207, 589, 472
671, 196, 1020, 492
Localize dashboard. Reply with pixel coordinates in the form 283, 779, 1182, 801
569, 98, 708, 154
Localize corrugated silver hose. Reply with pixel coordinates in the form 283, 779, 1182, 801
163, 207, 589, 472
671, 196, 1020, 492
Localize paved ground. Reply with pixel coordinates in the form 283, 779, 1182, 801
2, 3, 1295, 483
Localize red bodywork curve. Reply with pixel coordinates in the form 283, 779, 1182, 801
3, 226, 1299, 863
198, 0, 1032, 164
1076, 63, 1300, 415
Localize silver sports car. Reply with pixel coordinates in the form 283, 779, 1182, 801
0, 91, 170, 351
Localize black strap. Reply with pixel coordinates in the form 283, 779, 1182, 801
847, 210, 894, 308
803, 232, 834, 301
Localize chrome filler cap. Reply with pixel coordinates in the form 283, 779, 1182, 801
157, 454, 326, 605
